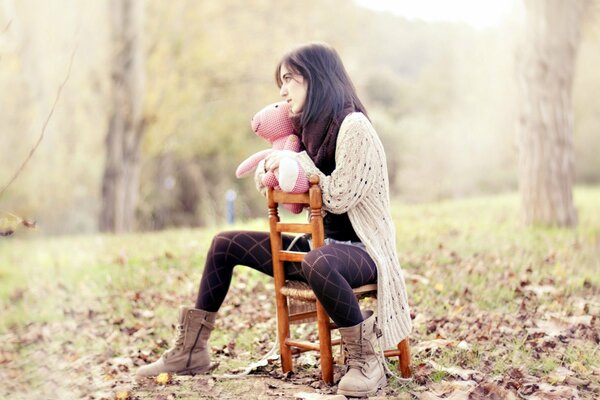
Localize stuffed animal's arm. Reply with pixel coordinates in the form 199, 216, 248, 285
236, 149, 273, 178
256, 156, 306, 214
279, 158, 309, 214
278, 158, 309, 193
259, 150, 309, 194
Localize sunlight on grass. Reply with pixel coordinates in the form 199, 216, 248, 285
1, 187, 599, 398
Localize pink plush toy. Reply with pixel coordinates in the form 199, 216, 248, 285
236, 101, 309, 213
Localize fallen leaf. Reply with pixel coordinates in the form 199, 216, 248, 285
0, 350, 14, 364
413, 362, 434, 385
563, 315, 593, 326
570, 361, 589, 375
110, 357, 134, 368
523, 285, 558, 296
115, 390, 130, 400
22, 219, 36, 228
413, 339, 455, 354
565, 376, 590, 387
132, 309, 155, 319
156, 372, 171, 384
547, 366, 573, 384
0, 216, 18, 236
420, 380, 476, 400
527, 317, 569, 337
518, 382, 579, 399
297, 352, 318, 367
429, 361, 482, 381
191, 377, 221, 397
468, 382, 516, 400
528, 314, 595, 337
295, 392, 347, 400
457, 341, 471, 350
404, 272, 430, 285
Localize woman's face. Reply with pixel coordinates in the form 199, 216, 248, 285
279, 64, 308, 114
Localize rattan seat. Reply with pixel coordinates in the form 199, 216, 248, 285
281, 281, 378, 301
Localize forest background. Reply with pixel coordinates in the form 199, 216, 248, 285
2, 1, 600, 399
2, 0, 599, 235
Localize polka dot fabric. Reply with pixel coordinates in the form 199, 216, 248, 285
240, 101, 310, 214
250, 101, 295, 142
236, 101, 298, 178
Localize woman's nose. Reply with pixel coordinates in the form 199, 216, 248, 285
279, 85, 287, 98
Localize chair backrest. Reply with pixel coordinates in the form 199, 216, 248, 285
267, 175, 324, 251
267, 176, 324, 322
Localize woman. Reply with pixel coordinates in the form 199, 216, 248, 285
136, 42, 412, 397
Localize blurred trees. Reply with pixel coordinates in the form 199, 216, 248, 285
1, 0, 600, 234
0, 0, 108, 234
99, 0, 145, 233
136, 0, 364, 229
573, 4, 600, 184
515, 0, 590, 227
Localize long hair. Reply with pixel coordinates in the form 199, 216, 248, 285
275, 42, 368, 127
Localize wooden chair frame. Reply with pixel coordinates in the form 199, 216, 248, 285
267, 176, 411, 384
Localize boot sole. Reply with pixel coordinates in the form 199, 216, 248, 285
177, 363, 215, 376
337, 374, 387, 397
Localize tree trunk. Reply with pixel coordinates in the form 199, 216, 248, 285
99, 0, 145, 232
516, 0, 589, 227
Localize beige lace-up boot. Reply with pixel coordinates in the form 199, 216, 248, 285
136, 306, 217, 377
337, 311, 386, 397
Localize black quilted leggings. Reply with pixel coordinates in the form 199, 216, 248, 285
195, 230, 377, 328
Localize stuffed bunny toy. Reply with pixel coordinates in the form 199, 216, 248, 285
236, 101, 309, 213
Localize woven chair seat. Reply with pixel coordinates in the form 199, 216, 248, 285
281, 280, 378, 301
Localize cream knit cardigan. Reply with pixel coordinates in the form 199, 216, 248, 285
257, 112, 412, 348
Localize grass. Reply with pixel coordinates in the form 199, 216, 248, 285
1, 187, 599, 399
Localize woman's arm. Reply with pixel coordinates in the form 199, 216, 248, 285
296, 116, 379, 214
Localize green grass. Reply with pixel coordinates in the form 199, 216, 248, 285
1, 187, 599, 399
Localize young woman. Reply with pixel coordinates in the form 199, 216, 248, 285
136, 42, 412, 397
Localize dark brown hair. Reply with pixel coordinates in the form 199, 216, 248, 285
275, 42, 368, 126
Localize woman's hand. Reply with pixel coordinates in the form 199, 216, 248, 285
264, 150, 298, 173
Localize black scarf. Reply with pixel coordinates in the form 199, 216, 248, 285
290, 102, 355, 175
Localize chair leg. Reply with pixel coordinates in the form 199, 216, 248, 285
316, 301, 333, 384
275, 292, 293, 373
398, 338, 411, 378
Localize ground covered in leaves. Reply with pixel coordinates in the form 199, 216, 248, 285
1, 188, 599, 399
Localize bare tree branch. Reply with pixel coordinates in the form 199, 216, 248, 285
0, 46, 77, 198
1, 19, 12, 35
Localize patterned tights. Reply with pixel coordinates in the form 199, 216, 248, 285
195, 230, 377, 328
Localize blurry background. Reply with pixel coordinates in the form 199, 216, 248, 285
1, 0, 599, 235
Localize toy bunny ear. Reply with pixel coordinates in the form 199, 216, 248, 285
235, 149, 273, 178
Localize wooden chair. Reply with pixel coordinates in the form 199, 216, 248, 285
267, 175, 411, 384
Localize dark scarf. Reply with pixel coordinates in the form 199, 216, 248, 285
290, 102, 355, 175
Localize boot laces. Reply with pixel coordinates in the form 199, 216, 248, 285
164, 323, 185, 360
173, 323, 185, 347
374, 329, 413, 384
344, 340, 367, 370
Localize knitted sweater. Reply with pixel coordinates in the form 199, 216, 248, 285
256, 112, 412, 348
